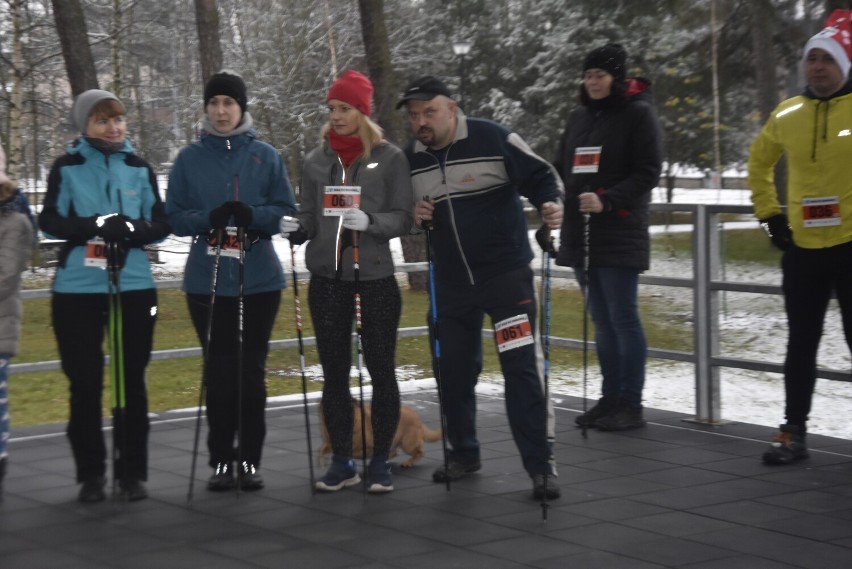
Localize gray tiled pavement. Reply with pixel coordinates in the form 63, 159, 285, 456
3, 389, 852, 568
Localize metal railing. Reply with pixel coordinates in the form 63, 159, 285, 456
16, 203, 851, 425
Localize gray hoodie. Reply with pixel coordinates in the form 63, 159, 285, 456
0, 206, 33, 355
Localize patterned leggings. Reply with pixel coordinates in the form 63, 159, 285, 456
0, 356, 9, 459
308, 275, 401, 459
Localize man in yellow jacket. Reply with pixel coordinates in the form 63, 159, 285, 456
748, 10, 852, 465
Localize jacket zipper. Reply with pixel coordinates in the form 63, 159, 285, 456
427, 145, 475, 285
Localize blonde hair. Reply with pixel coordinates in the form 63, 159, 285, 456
0, 179, 18, 203
321, 111, 385, 160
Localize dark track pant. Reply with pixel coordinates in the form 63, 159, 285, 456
782, 242, 852, 427
187, 290, 280, 468
53, 290, 157, 483
431, 266, 551, 475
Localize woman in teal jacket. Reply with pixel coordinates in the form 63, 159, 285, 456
167, 71, 297, 491
39, 89, 170, 503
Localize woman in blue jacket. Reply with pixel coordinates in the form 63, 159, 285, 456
39, 89, 171, 503
167, 71, 297, 492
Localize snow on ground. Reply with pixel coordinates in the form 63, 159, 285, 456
38, 187, 852, 440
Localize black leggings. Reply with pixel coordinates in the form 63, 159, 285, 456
308, 275, 401, 459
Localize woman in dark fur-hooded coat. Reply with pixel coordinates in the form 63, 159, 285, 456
554, 43, 663, 431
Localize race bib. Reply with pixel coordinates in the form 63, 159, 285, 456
207, 228, 242, 258
494, 314, 534, 353
802, 196, 841, 227
323, 186, 362, 216
572, 146, 602, 174
84, 237, 108, 269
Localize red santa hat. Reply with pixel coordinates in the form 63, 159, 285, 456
803, 9, 852, 79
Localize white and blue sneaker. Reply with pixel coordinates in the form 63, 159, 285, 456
367, 457, 393, 494
316, 456, 360, 492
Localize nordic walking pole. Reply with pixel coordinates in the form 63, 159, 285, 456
187, 229, 223, 503
106, 239, 127, 500
581, 213, 591, 439
352, 229, 369, 495
536, 225, 556, 521
289, 241, 316, 494
425, 225, 451, 492
235, 226, 245, 498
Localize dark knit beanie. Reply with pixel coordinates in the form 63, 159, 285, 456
583, 43, 627, 82
327, 70, 374, 117
204, 70, 248, 114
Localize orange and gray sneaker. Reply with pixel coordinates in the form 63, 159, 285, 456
762, 424, 809, 465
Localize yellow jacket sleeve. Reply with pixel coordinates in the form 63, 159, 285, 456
747, 112, 784, 221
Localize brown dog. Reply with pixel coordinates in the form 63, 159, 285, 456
318, 398, 442, 467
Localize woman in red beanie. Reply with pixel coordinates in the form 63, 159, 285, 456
280, 70, 413, 493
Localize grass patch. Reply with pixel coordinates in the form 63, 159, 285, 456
10, 282, 693, 427
10, 226, 772, 427
652, 226, 781, 266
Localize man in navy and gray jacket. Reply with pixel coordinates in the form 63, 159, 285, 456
399, 76, 564, 500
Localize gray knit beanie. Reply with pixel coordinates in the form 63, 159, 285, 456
71, 89, 125, 134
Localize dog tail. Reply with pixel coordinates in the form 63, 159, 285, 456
422, 425, 443, 443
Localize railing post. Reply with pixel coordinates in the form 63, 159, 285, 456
692, 205, 723, 424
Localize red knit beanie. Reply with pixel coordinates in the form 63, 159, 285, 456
327, 71, 374, 117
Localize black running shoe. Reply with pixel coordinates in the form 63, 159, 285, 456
432, 460, 482, 483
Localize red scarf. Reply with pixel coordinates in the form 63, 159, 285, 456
328, 130, 364, 166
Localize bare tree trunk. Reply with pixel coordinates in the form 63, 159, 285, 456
751, 0, 778, 124
8, 0, 25, 180
710, 0, 722, 179
111, 0, 123, 97
51, 0, 99, 96
323, 0, 339, 77
749, 0, 786, 205
357, 0, 404, 145
357, 0, 425, 291
194, 0, 222, 84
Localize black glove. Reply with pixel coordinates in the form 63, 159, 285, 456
289, 227, 308, 246
209, 203, 232, 230
226, 201, 253, 227
126, 219, 157, 246
97, 214, 133, 242
760, 214, 793, 251
535, 225, 558, 258
77, 216, 101, 240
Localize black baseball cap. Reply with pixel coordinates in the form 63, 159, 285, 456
395, 76, 454, 109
